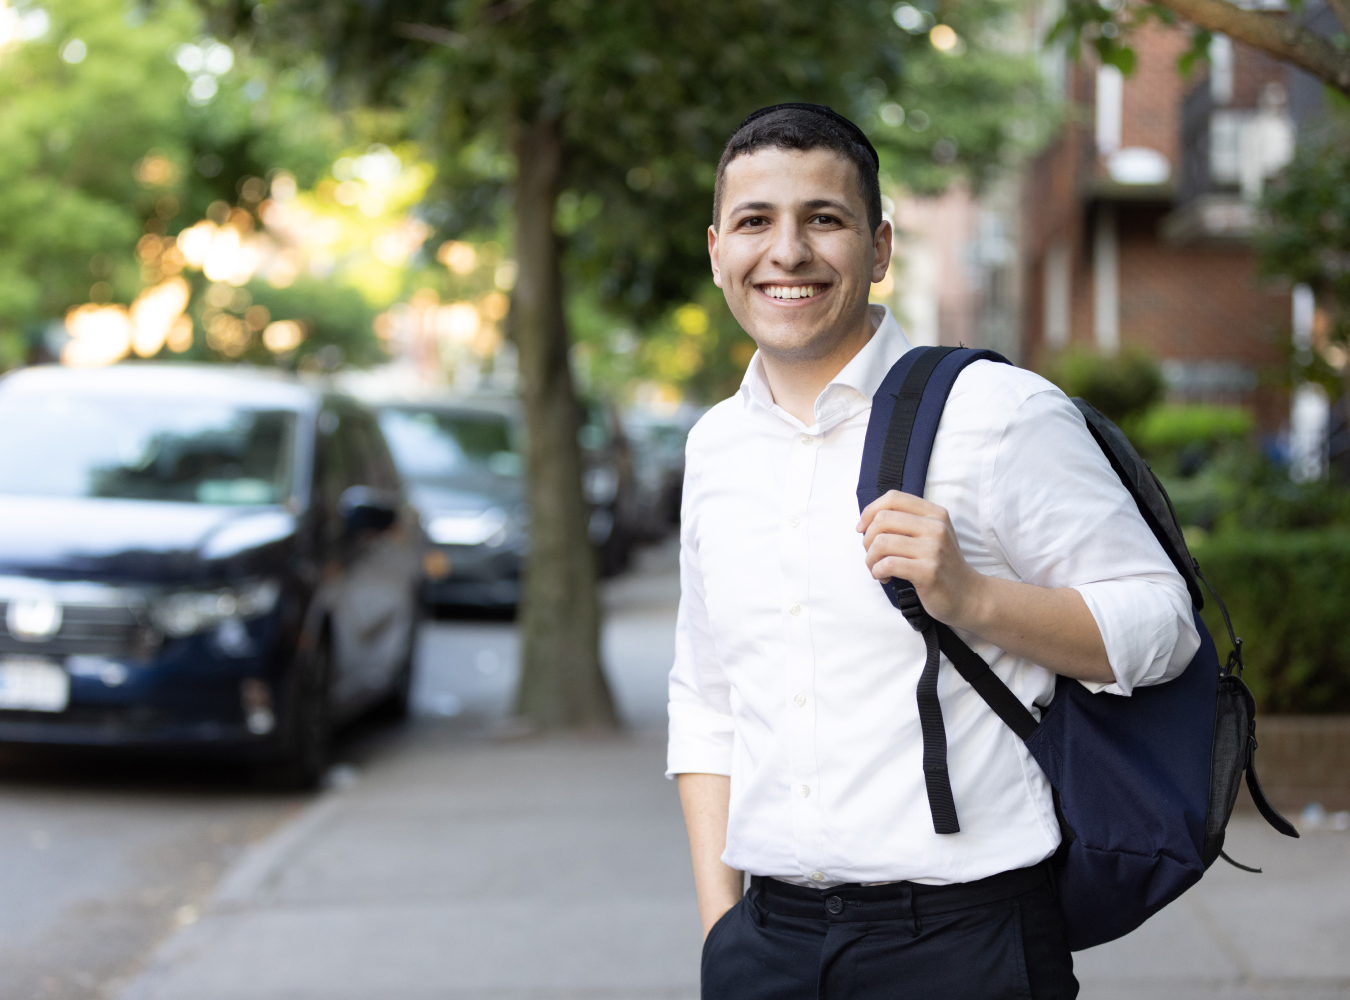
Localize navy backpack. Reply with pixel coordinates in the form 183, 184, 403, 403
857, 345, 1298, 951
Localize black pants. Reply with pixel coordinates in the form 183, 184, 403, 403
701, 864, 1078, 1000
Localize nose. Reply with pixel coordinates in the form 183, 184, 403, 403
768, 216, 812, 272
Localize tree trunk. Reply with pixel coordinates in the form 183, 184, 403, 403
1149, 0, 1350, 95
508, 115, 619, 731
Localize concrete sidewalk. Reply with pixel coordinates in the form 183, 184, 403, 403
114, 719, 1350, 1000
115, 545, 1350, 999
119, 727, 701, 1000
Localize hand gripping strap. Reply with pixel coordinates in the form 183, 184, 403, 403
859, 346, 1036, 834
875, 346, 958, 632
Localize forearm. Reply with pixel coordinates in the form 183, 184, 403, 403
955, 574, 1113, 684
676, 772, 744, 938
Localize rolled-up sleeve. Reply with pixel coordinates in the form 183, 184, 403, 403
666, 456, 735, 777
986, 389, 1200, 695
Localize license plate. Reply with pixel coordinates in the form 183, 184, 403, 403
0, 657, 70, 712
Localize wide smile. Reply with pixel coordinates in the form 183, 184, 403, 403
755, 282, 831, 306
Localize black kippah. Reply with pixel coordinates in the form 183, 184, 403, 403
735, 103, 880, 170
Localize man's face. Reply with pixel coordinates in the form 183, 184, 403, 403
709, 147, 891, 363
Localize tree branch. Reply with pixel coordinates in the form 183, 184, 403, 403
1150, 0, 1350, 94
1323, 0, 1350, 40
392, 22, 469, 49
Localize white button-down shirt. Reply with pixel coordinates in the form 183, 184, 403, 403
667, 305, 1200, 887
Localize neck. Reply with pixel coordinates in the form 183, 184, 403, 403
758, 306, 877, 426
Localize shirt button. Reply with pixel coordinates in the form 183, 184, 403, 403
798, 784, 811, 798
787, 514, 800, 527
788, 603, 801, 616
810, 871, 826, 882
799, 434, 814, 445
794, 693, 807, 707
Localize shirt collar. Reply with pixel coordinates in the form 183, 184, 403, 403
738, 305, 914, 434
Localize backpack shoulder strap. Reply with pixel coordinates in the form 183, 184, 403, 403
858, 346, 1040, 833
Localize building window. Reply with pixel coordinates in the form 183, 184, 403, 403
1043, 240, 1070, 349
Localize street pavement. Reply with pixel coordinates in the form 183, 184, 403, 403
0, 732, 307, 1000
42, 540, 1350, 999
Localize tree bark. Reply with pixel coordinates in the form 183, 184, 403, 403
509, 115, 619, 731
1149, 0, 1350, 95
1323, 0, 1350, 41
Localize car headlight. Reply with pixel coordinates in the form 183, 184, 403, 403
426, 508, 509, 547
152, 579, 281, 638
583, 467, 619, 505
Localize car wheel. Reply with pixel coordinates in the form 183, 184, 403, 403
262, 632, 333, 791
375, 642, 415, 722
374, 597, 421, 722
597, 526, 631, 578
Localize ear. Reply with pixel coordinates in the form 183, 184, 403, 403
708, 224, 722, 288
871, 219, 893, 284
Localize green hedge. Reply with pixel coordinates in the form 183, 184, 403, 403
1193, 530, 1350, 713
1133, 405, 1254, 460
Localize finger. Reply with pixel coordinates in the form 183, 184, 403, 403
861, 509, 938, 549
863, 533, 937, 571
858, 490, 948, 531
869, 555, 926, 584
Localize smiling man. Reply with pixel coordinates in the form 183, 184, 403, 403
667, 105, 1199, 998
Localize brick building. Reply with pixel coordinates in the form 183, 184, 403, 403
1020, 26, 1297, 425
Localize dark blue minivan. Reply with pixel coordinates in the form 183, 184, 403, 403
0, 364, 424, 786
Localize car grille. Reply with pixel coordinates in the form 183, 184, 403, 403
0, 578, 157, 659
0, 602, 146, 657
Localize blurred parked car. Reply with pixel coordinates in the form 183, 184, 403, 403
0, 365, 423, 787
374, 394, 640, 611
621, 407, 699, 541
376, 399, 527, 611
579, 399, 642, 576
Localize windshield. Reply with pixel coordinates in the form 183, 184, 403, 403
0, 391, 297, 505
378, 408, 520, 482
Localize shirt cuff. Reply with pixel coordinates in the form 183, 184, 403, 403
1073, 578, 1198, 696
666, 700, 735, 779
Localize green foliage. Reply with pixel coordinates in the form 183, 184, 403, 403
1160, 444, 1350, 533
245, 278, 380, 365
1195, 530, 1350, 713
170, 275, 379, 366
0, 0, 345, 353
0, 0, 192, 331
570, 284, 756, 404
1259, 123, 1350, 348
1133, 403, 1253, 476
1040, 345, 1164, 424
1134, 405, 1254, 454
1046, 1, 1195, 78
220, 0, 1049, 323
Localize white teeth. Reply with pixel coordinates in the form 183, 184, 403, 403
765, 285, 820, 300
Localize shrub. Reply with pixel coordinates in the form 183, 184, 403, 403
1193, 529, 1350, 714
1041, 345, 1164, 424
1159, 446, 1350, 533
1133, 404, 1253, 458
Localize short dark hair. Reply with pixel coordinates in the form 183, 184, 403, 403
712, 105, 883, 233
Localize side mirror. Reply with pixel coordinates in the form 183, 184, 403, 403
338, 486, 398, 534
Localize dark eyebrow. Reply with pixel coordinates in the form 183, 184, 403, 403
804, 199, 856, 218
728, 198, 859, 218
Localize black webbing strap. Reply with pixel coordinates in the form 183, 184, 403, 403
879, 347, 961, 833
918, 624, 959, 832
869, 345, 1040, 835
1194, 566, 1299, 840
878, 346, 957, 635
877, 346, 958, 500
936, 624, 1040, 740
